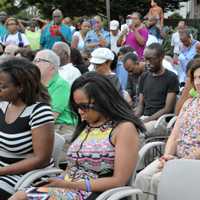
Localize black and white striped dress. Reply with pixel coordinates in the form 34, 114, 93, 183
0, 101, 54, 195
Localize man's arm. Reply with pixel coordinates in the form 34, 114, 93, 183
143, 92, 177, 123
134, 93, 144, 117
159, 8, 164, 28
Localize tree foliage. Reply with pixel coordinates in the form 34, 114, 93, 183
0, 0, 189, 20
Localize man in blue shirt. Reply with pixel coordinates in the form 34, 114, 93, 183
40, 9, 72, 49
85, 15, 110, 52
178, 30, 199, 84
0, 11, 8, 53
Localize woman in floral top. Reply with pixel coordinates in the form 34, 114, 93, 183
134, 58, 200, 200
10, 72, 144, 200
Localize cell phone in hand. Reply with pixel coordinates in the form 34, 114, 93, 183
50, 25, 59, 36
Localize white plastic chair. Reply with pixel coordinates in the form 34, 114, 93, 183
144, 114, 175, 144
154, 114, 175, 130
96, 141, 165, 200
14, 132, 65, 191
103, 159, 200, 200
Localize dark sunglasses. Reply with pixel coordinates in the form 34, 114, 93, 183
75, 103, 95, 111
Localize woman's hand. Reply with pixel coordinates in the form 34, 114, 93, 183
45, 178, 67, 188
158, 154, 175, 169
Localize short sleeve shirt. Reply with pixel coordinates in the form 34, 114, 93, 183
125, 27, 148, 60
1, 32, 30, 47
48, 73, 77, 125
139, 69, 179, 116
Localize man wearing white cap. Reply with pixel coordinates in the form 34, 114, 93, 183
90, 47, 122, 94
110, 20, 120, 54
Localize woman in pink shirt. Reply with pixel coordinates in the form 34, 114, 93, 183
118, 12, 148, 61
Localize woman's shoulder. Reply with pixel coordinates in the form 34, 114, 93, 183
113, 121, 138, 136
183, 97, 196, 105
29, 102, 54, 127
26, 102, 52, 114
73, 31, 80, 37
181, 97, 197, 112
115, 121, 137, 129
32, 102, 51, 110
111, 121, 138, 145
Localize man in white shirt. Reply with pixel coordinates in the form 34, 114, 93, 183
110, 20, 120, 54
63, 17, 76, 34
171, 21, 187, 59
52, 41, 81, 86
2, 18, 30, 48
146, 34, 159, 47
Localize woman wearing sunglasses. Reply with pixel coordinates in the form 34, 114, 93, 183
10, 72, 144, 200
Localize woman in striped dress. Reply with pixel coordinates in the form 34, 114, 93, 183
0, 57, 54, 199
11, 72, 145, 200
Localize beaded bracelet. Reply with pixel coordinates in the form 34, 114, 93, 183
85, 177, 92, 192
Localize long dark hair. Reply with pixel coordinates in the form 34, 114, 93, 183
70, 72, 145, 141
190, 58, 200, 90
70, 48, 84, 65
0, 57, 50, 105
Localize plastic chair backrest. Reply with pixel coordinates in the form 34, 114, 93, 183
52, 132, 65, 167
158, 159, 200, 200
129, 141, 165, 186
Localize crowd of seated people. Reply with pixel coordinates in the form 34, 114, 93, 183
0, 1, 199, 199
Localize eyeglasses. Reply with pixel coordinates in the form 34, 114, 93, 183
75, 103, 95, 111
53, 15, 62, 18
33, 58, 52, 65
93, 63, 105, 71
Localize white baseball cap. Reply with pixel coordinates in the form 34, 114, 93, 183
90, 48, 114, 64
110, 20, 119, 30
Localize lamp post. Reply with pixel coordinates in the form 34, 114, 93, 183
106, 0, 110, 30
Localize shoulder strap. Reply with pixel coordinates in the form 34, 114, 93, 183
18, 32, 22, 42
3, 33, 8, 42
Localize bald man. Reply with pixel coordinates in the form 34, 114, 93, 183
3, 44, 18, 56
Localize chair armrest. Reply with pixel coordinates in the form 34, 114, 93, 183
15, 168, 63, 191
107, 188, 143, 200
139, 141, 165, 160
154, 114, 175, 129
96, 186, 133, 200
166, 116, 177, 130
137, 141, 165, 170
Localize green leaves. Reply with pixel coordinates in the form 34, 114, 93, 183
0, 0, 189, 19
